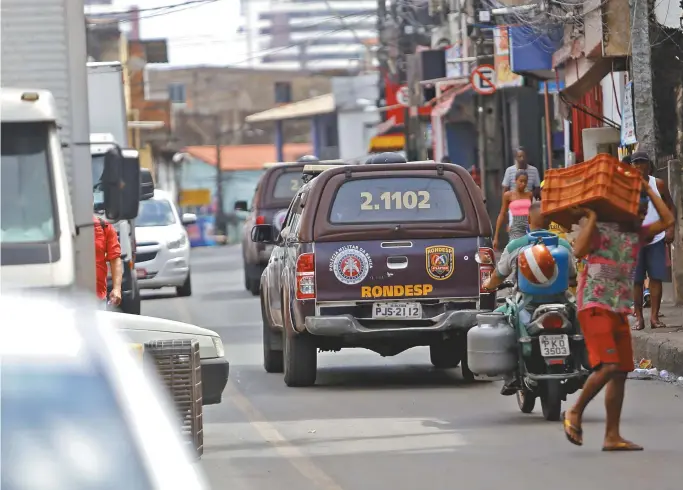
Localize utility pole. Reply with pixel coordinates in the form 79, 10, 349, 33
214, 114, 225, 237
396, 0, 417, 160
630, 0, 656, 157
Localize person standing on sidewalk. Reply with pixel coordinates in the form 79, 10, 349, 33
562, 181, 674, 451
630, 152, 676, 330
94, 215, 123, 309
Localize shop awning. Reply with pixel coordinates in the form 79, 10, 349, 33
368, 133, 405, 152
245, 94, 335, 123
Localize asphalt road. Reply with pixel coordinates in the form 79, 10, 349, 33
142, 245, 683, 490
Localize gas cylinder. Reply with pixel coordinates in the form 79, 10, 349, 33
467, 312, 517, 376
517, 230, 570, 296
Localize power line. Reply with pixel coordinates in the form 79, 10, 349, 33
86, 0, 221, 26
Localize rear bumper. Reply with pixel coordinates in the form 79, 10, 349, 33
201, 357, 229, 405
304, 309, 479, 337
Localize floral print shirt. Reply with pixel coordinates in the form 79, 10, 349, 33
576, 222, 642, 314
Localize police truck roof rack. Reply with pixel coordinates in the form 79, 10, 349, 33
301, 161, 349, 182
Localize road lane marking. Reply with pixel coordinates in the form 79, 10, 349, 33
226, 382, 345, 490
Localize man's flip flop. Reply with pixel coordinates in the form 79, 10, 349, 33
651, 321, 668, 329
602, 442, 643, 452
562, 411, 583, 446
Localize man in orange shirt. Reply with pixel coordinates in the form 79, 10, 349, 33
93, 215, 123, 308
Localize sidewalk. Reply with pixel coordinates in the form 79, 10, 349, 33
630, 283, 683, 376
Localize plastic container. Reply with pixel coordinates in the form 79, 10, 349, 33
541, 154, 641, 229
517, 231, 570, 296
467, 312, 517, 376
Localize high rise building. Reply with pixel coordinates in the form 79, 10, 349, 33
241, 0, 379, 72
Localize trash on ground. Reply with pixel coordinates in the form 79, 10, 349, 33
638, 358, 653, 369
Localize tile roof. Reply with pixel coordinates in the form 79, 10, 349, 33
182, 144, 313, 171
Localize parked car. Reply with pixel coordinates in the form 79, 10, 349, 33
111, 311, 229, 405
135, 190, 196, 297
0, 293, 208, 489
236, 160, 342, 296
252, 161, 495, 386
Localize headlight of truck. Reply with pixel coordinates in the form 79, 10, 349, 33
167, 234, 187, 250
212, 336, 225, 358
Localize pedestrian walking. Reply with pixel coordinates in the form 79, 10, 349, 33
94, 214, 123, 309
629, 151, 675, 330
502, 147, 541, 198
562, 180, 674, 451
494, 169, 533, 250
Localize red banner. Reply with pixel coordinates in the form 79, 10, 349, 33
384, 76, 432, 127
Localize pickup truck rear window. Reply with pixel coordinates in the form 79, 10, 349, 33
328, 177, 463, 224
273, 171, 304, 200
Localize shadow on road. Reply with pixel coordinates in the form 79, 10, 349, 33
140, 291, 178, 301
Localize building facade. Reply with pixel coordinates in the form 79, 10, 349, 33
242, 0, 378, 72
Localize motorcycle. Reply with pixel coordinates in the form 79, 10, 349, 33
468, 231, 591, 421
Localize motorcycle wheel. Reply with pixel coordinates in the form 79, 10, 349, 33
516, 389, 535, 413
540, 380, 562, 421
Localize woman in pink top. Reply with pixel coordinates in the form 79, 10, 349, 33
494, 170, 533, 250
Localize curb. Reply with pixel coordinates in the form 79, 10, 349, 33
631, 330, 683, 376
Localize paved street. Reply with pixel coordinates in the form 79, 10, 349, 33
143, 246, 683, 490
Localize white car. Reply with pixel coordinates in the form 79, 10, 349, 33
110, 311, 229, 405
135, 190, 195, 296
0, 293, 208, 489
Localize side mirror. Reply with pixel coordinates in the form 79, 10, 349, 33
182, 213, 198, 225
251, 224, 277, 244
103, 148, 141, 221
140, 168, 155, 201
234, 200, 248, 212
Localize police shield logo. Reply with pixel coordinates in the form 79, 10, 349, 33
425, 246, 454, 280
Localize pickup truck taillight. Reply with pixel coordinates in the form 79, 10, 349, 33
477, 247, 495, 293
296, 253, 315, 300
256, 215, 266, 225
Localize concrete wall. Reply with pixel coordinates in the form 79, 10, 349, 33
337, 111, 379, 160
145, 66, 333, 147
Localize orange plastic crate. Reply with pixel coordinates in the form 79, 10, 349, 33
541, 154, 641, 229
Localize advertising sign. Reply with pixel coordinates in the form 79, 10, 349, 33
494, 27, 524, 88
620, 82, 637, 146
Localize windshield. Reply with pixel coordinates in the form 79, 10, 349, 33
272, 171, 304, 200
329, 177, 464, 224
1, 123, 56, 243
91, 154, 105, 209
137, 198, 176, 227
1, 363, 152, 490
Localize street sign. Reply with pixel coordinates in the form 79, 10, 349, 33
470, 65, 497, 95
180, 188, 211, 207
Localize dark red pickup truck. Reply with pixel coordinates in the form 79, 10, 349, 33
251, 161, 495, 386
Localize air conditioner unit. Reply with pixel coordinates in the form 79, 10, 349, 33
582, 127, 620, 160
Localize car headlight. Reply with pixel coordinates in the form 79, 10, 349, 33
212, 336, 225, 358
167, 234, 187, 250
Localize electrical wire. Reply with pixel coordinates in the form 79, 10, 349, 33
87, 0, 222, 26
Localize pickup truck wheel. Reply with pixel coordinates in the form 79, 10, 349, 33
177, 271, 192, 297
283, 331, 317, 387
261, 297, 283, 373
429, 340, 462, 369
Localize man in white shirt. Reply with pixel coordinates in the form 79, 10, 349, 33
630, 151, 675, 330
502, 147, 541, 198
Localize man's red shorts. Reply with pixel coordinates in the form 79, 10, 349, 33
578, 307, 634, 372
